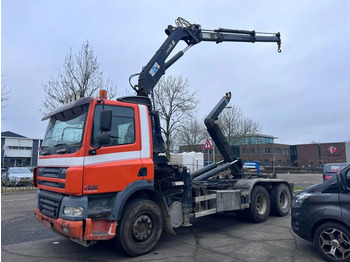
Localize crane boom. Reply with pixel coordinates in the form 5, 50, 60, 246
133, 17, 281, 97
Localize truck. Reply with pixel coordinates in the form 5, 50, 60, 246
34, 17, 292, 256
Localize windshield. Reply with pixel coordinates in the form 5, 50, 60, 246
8, 168, 31, 174
41, 103, 89, 154
324, 163, 348, 174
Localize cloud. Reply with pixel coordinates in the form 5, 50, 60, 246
1, 0, 349, 145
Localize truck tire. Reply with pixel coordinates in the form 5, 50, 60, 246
116, 199, 163, 256
313, 222, 350, 262
246, 186, 271, 223
270, 184, 291, 216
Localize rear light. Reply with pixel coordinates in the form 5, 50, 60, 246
323, 175, 332, 180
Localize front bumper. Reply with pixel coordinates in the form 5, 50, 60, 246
8, 178, 32, 187
34, 207, 117, 243
291, 206, 313, 242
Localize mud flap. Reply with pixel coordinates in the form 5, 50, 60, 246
163, 215, 176, 235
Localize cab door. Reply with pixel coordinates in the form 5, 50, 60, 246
83, 101, 144, 194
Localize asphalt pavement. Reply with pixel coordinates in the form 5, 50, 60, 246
1, 173, 325, 262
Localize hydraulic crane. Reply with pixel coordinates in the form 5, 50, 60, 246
127, 17, 281, 157
132, 17, 281, 97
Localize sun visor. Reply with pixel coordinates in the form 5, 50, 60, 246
42, 97, 94, 121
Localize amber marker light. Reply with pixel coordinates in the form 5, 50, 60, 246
99, 89, 107, 99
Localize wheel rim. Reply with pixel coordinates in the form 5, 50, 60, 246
319, 227, 350, 260
132, 213, 153, 242
256, 194, 267, 215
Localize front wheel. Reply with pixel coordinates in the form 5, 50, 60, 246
116, 199, 163, 256
313, 222, 350, 262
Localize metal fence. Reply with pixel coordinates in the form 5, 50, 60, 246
1, 185, 36, 193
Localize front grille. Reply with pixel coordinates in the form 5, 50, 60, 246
37, 167, 67, 190
38, 190, 64, 219
38, 167, 67, 179
38, 180, 65, 188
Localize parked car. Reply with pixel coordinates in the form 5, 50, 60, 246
291, 163, 350, 262
323, 163, 349, 181
2, 167, 33, 187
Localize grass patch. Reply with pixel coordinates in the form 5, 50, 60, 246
293, 186, 305, 191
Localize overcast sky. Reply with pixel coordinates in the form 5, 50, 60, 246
1, 0, 349, 145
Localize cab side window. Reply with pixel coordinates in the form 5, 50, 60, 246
347, 170, 350, 188
91, 105, 135, 147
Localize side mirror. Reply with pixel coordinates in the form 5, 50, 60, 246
89, 110, 112, 155
100, 110, 112, 132
339, 167, 350, 191
97, 133, 110, 146
345, 169, 350, 189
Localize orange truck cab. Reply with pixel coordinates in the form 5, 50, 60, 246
34, 94, 156, 246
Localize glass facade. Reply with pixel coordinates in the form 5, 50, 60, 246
233, 134, 275, 146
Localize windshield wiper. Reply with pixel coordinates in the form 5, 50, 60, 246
54, 143, 68, 147
53, 143, 68, 154
54, 142, 82, 154
39, 146, 50, 155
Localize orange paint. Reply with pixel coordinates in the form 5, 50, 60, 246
34, 208, 117, 241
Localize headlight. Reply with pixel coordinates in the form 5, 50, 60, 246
292, 192, 312, 207
63, 206, 84, 217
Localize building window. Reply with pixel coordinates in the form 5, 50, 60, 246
8, 146, 32, 150
282, 149, 289, 155
265, 148, 270, 154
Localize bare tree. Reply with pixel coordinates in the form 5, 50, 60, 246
154, 75, 199, 158
42, 41, 118, 114
219, 105, 261, 144
219, 105, 261, 160
1, 74, 11, 110
177, 118, 207, 152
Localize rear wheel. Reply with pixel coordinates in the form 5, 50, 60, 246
313, 222, 350, 262
116, 199, 163, 256
271, 184, 291, 216
246, 186, 270, 223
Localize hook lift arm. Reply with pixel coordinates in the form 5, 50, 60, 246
131, 17, 282, 97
